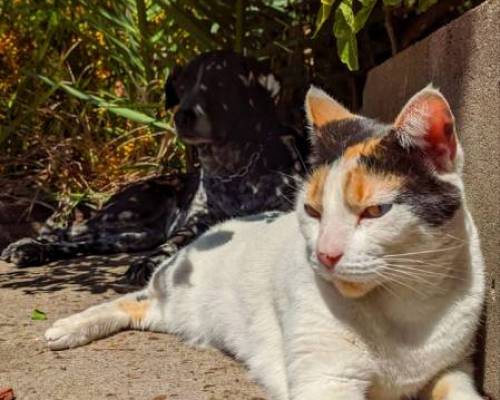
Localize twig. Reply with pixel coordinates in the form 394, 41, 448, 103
384, 7, 398, 56
234, 0, 245, 53
135, 0, 153, 85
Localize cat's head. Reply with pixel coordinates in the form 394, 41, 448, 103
298, 85, 465, 299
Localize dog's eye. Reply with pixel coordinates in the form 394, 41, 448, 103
304, 204, 321, 219
360, 204, 393, 219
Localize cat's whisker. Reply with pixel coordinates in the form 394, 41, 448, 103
383, 258, 449, 268
279, 177, 302, 197
374, 271, 402, 300
384, 260, 450, 270
383, 244, 465, 258
383, 259, 454, 271
385, 276, 442, 297
385, 262, 460, 279
384, 257, 454, 270
387, 266, 465, 285
385, 263, 457, 278
381, 268, 456, 295
277, 171, 303, 185
381, 267, 436, 287
279, 193, 295, 205
431, 231, 467, 243
377, 272, 430, 298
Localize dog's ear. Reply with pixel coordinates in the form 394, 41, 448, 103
164, 65, 183, 110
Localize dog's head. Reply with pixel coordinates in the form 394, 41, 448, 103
165, 51, 282, 145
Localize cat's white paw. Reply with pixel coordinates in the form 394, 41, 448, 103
45, 314, 93, 350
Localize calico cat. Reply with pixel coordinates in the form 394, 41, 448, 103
45, 86, 486, 400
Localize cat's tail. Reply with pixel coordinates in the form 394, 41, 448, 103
45, 289, 155, 350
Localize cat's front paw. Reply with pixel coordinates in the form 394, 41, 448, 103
1, 238, 46, 267
45, 314, 94, 350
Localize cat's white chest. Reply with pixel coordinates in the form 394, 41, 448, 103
367, 300, 478, 399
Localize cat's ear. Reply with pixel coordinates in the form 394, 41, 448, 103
305, 86, 353, 131
394, 86, 458, 173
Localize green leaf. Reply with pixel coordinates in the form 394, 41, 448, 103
336, 0, 355, 31
313, 0, 335, 38
333, 0, 357, 70
38, 76, 171, 130
332, 0, 377, 71
97, 6, 137, 35
100, 105, 158, 124
335, 32, 359, 71
353, 0, 377, 33
31, 309, 47, 321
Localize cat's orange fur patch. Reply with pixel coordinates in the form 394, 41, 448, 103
343, 166, 401, 211
367, 384, 385, 400
306, 165, 330, 212
307, 96, 352, 127
333, 280, 374, 299
430, 379, 450, 400
118, 299, 150, 324
343, 137, 381, 161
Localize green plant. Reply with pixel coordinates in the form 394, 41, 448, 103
314, 0, 438, 70
314, 0, 480, 70
0, 0, 482, 218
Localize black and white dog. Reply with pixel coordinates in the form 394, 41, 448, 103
2, 51, 308, 284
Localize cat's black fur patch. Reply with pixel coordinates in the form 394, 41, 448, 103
310, 117, 387, 167
135, 293, 149, 302
360, 132, 462, 226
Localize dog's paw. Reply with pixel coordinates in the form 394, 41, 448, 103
45, 314, 93, 350
125, 257, 157, 286
1, 238, 46, 267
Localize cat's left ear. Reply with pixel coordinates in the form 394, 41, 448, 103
305, 86, 353, 130
394, 86, 458, 173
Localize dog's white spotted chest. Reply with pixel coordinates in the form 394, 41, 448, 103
203, 172, 297, 216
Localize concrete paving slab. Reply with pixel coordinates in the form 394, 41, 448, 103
0, 258, 265, 400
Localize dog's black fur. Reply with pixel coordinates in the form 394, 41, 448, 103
1, 51, 308, 285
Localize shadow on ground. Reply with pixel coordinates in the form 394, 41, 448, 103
0, 258, 265, 400
0, 254, 142, 295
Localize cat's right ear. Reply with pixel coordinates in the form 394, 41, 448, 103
394, 86, 459, 173
305, 86, 353, 132
164, 65, 183, 110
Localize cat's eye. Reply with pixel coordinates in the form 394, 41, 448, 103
304, 204, 321, 219
360, 203, 393, 219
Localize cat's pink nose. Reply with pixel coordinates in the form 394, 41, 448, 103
317, 252, 343, 270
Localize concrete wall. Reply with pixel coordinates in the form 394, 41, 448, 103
362, 0, 499, 395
